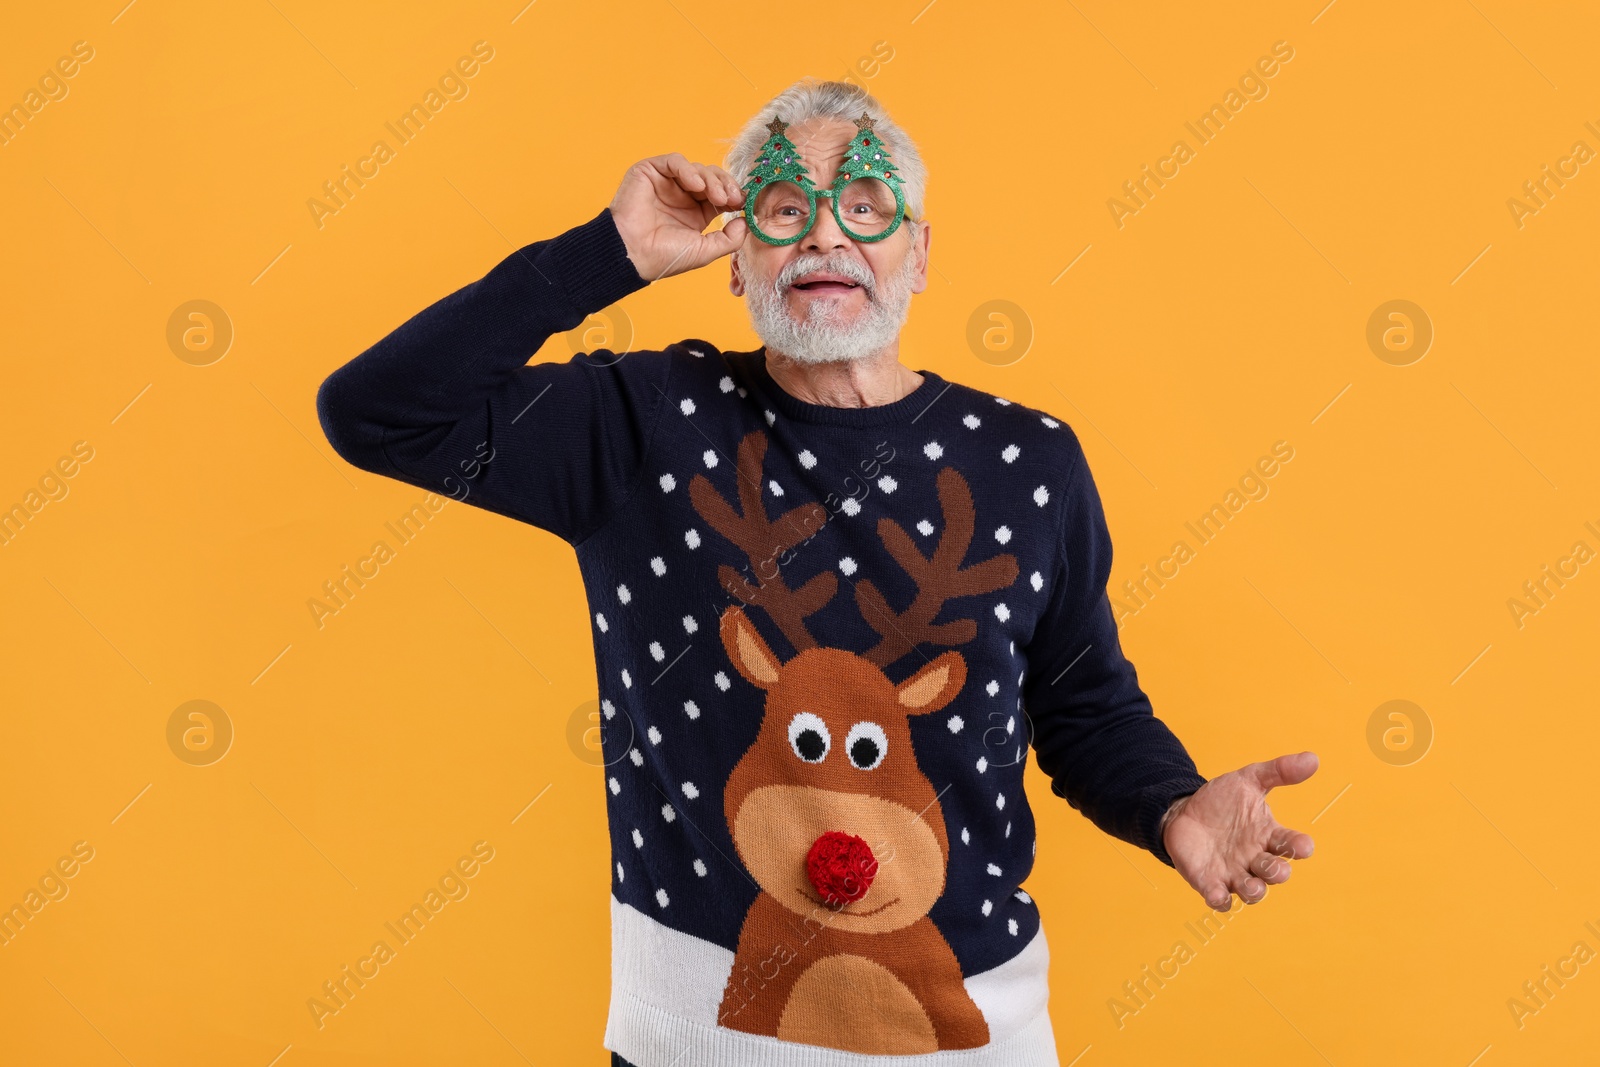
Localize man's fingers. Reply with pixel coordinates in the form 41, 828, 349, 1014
1232, 872, 1268, 905
1250, 852, 1292, 884
1250, 750, 1319, 792
1267, 824, 1315, 859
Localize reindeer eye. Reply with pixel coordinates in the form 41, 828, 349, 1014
788, 713, 830, 763
845, 722, 888, 770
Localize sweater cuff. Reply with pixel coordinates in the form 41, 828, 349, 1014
534, 207, 650, 315
1138, 774, 1208, 869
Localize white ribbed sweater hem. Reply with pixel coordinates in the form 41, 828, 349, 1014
603, 895, 1062, 1067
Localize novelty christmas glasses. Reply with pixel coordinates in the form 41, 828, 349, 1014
741, 113, 909, 245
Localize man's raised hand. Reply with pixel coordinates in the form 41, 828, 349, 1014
609, 153, 748, 282
1162, 751, 1318, 911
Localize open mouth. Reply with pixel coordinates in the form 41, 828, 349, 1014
791, 274, 863, 295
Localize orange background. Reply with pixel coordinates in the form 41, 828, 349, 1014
3, 1, 1598, 1064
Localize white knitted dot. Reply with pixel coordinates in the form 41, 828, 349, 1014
995, 525, 1012, 544
798, 449, 817, 469
617, 584, 631, 604
679, 399, 696, 416
601, 699, 615, 720
608, 777, 621, 795
1002, 444, 1021, 463
963, 414, 981, 429
987, 863, 1002, 876
947, 715, 964, 734
693, 858, 708, 876
986, 680, 999, 696
661, 803, 676, 823
961, 827, 971, 845
682, 781, 699, 799
650, 556, 667, 577
995, 397, 1013, 406
1015, 889, 1032, 903
621, 669, 632, 689
995, 603, 1011, 622
656, 888, 670, 908
1005, 820, 1012, 837
877, 475, 897, 493
659, 473, 676, 492
996, 792, 1006, 810
632, 828, 644, 848
763, 409, 776, 425
1008, 918, 1019, 935
916, 519, 935, 536
1007, 716, 1016, 735
719, 376, 735, 393
683, 700, 700, 719
1030, 571, 1044, 591
923, 441, 944, 460
976, 757, 988, 773
703, 449, 718, 468
647, 725, 662, 745
616, 862, 624, 881
683, 615, 698, 634
1034, 485, 1049, 507
839, 557, 857, 576
685, 528, 701, 549
629, 748, 643, 766
595, 612, 608, 632
981, 899, 993, 916
1042, 416, 1060, 428
714, 671, 730, 691
840, 497, 861, 516
768, 479, 784, 497
649, 642, 665, 662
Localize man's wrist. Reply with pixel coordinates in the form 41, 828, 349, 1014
1158, 793, 1191, 840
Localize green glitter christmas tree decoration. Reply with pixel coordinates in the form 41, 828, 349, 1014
745, 116, 818, 194
837, 112, 900, 189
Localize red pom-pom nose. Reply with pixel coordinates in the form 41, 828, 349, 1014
805, 831, 878, 905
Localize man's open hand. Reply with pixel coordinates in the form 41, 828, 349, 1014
1162, 751, 1318, 911
609, 153, 747, 282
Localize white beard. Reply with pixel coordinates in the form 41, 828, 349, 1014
739, 244, 921, 365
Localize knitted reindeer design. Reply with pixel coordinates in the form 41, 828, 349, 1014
690, 431, 1018, 1055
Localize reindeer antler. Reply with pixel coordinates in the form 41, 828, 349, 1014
690, 431, 838, 653
855, 467, 1018, 669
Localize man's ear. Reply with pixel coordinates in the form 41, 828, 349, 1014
729, 248, 746, 297
909, 218, 931, 296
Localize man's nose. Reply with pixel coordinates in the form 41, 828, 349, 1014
801, 197, 852, 253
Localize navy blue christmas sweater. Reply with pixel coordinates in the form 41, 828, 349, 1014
316, 207, 1208, 1067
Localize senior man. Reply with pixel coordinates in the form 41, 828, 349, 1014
317, 78, 1317, 1067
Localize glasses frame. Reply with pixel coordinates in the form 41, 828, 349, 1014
741, 170, 910, 246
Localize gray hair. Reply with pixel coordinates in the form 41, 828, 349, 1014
720, 77, 927, 226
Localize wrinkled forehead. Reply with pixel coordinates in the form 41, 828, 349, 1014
763, 116, 859, 186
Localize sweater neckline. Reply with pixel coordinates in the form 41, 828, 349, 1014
747, 348, 947, 427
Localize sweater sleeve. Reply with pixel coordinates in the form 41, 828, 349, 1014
1021, 433, 1207, 869
315, 207, 666, 546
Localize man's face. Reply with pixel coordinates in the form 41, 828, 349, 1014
730, 116, 931, 364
